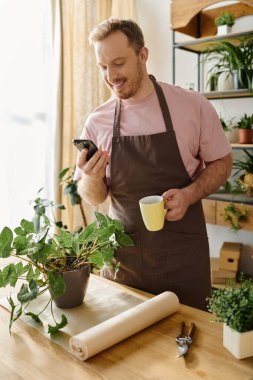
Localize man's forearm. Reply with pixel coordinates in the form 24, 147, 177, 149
77, 176, 109, 206
182, 153, 232, 206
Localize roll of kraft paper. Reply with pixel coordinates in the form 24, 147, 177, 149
70, 291, 179, 361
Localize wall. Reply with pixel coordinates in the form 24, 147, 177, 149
135, 0, 253, 275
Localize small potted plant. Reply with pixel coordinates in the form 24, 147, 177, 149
236, 113, 253, 144
0, 170, 134, 333
207, 275, 253, 359
215, 12, 235, 35
233, 149, 253, 196
220, 116, 237, 143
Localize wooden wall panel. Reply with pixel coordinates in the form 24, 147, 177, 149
202, 199, 216, 224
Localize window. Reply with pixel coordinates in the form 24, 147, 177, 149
0, 0, 52, 229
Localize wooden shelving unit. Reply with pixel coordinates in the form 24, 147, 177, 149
171, 0, 253, 92
171, 1, 253, 230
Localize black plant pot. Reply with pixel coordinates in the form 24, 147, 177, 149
50, 264, 90, 309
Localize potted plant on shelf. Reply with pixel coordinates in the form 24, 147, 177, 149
233, 149, 253, 196
236, 113, 253, 144
0, 171, 134, 333
214, 12, 235, 36
204, 36, 253, 92
207, 275, 253, 359
220, 116, 237, 143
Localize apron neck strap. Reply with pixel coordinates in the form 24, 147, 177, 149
113, 75, 174, 137
149, 75, 174, 132
113, 98, 121, 137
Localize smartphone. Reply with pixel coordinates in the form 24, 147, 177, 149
72, 139, 98, 161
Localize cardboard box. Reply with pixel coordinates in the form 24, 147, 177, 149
211, 257, 236, 284
219, 242, 242, 272
210, 257, 236, 285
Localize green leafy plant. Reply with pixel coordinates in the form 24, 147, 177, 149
232, 150, 253, 196
207, 275, 253, 333
236, 113, 253, 130
59, 167, 87, 227
233, 149, 253, 175
223, 203, 248, 231
0, 174, 134, 333
215, 12, 235, 27
219, 116, 236, 132
204, 36, 253, 91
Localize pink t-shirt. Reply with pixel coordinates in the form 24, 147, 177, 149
76, 82, 231, 181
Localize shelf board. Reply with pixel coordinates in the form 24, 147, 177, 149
231, 144, 253, 150
207, 193, 253, 205
203, 89, 253, 99
173, 30, 253, 53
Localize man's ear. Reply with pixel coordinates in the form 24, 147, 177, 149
139, 47, 149, 64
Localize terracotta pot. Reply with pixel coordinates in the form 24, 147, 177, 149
50, 264, 90, 309
223, 324, 253, 359
237, 129, 253, 144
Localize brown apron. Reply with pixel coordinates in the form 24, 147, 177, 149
108, 75, 211, 310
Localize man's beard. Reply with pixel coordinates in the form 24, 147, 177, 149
110, 62, 144, 100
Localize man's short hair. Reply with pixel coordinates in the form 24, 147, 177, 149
89, 18, 145, 54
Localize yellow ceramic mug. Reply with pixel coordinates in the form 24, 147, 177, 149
139, 195, 167, 232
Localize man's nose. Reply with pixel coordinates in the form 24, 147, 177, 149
106, 66, 116, 83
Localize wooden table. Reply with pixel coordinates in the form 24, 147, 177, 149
0, 277, 252, 380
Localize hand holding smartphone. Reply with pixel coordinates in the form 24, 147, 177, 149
72, 139, 98, 161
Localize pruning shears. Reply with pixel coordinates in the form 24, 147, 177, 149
175, 321, 196, 358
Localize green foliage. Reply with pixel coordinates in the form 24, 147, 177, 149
236, 113, 253, 130
224, 203, 248, 232
59, 166, 81, 207
204, 36, 253, 91
207, 275, 253, 332
219, 116, 235, 132
0, 171, 134, 333
215, 12, 235, 27
233, 149, 253, 176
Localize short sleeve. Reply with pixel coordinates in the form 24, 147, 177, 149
198, 97, 231, 162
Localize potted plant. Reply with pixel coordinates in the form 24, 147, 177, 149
236, 113, 253, 144
233, 149, 253, 196
223, 202, 248, 232
214, 12, 235, 35
220, 116, 237, 143
0, 174, 134, 333
207, 275, 253, 359
204, 36, 253, 92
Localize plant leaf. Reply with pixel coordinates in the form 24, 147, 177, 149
13, 235, 31, 253
2, 264, 15, 286
25, 312, 43, 323
58, 167, 70, 180
48, 314, 68, 334
20, 219, 34, 234
116, 233, 134, 247
78, 222, 96, 243
17, 279, 38, 303
95, 212, 108, 228
0, 227, 13, 258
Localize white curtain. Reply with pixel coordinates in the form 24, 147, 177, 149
0, 0, 54, 230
